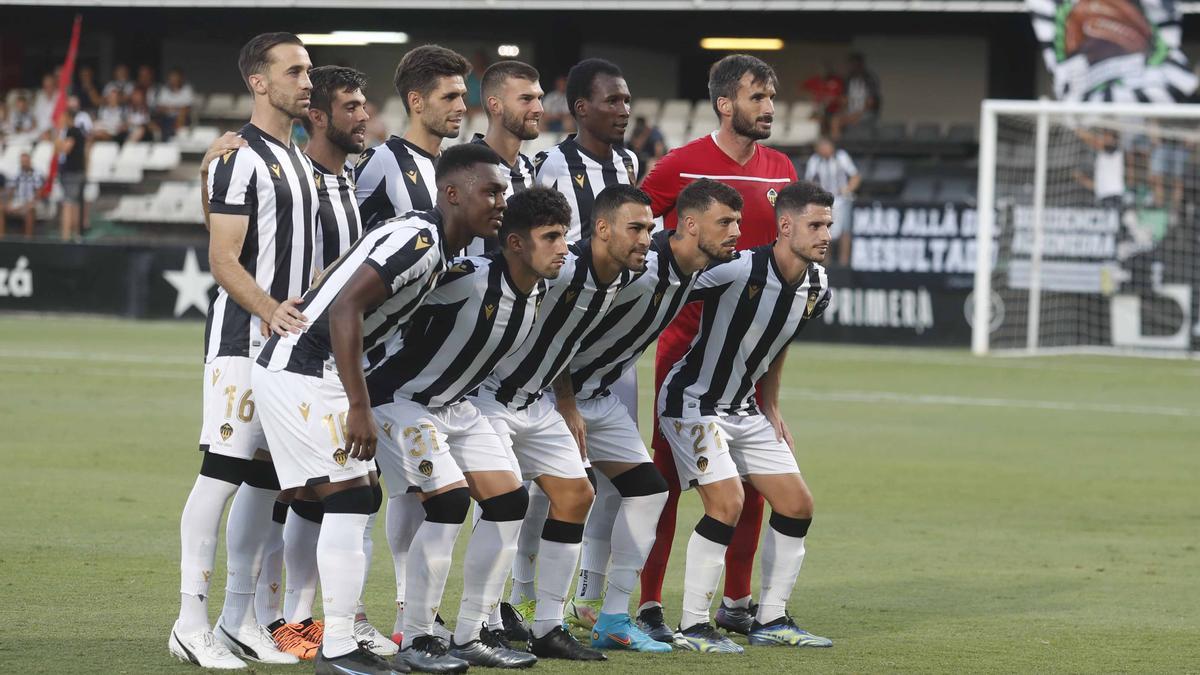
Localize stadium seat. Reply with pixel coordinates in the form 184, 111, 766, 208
86, 141, 119, 182
913, 122, 943, 141
772, 101, 790, 127
877, 123, 908, 141
658, 118, 689, 151
788, 102, 815, 129
659, 99, 692, 125
202, 93, 237, 118
30, 141, 54, 173
781, 119, 820, 146
870, 158, 906, 183
145, 143, 182, 171
947, 123, 977, 142
0, 142, 29, 177
843, 123, 875, 141
234, 94, 254, 115
899, 175, 938, 202
631, 98, 661, 124
176, 126, 221, 154
937, 176, 976, 204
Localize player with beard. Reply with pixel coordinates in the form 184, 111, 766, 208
356, 45, 470, 231
635, 53, 799, 643
465, 60, 543, 255
172, 32, 316, 670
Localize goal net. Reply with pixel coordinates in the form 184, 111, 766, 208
972, 99, 1200, 356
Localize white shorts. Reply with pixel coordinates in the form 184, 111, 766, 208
374, 398, 515, 497
199, 356, 268, 460
471, 394, 588, 482
610, 368, 639, 426
578, 394, 650, 465
251, 364, 373, 490
659, 413, 800, 490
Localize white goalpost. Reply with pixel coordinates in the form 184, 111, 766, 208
972, 98, 1200, 357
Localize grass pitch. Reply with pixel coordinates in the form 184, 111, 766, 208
1, 315, 1198, 674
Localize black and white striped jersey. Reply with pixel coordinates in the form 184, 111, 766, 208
534, 134, 639, 242
570, 230, 697, 400
354, 136, 438, 231
365, 252, 544, 408
204, 123, 317, 362
464, 134, 536, 256
256, 210, 450, 378
659, 246, 831, 418
311, 159, 362, 272
479, 239, 627, 410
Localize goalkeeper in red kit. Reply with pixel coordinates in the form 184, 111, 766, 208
632, 54, 799, 641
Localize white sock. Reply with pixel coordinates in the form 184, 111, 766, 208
723, 594, 752, 609
509, 484, 548, 605
681, 523, 731, 629
357, 510, 377, 616
602, 491, 668, 616
222, 483, 278, 630
178, 475, 238, 634
283, 503, 322, 623
318, 512, 369, 659
577, 472, 620, 601
254, 511, 285, 626
532, 528, 582, 637
757, 525, 807, 625
487, 604, 503, 631
454, 517, 521, 645
402, 520, 462, 646
386, 493, 423, 635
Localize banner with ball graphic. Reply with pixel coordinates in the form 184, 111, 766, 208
1028, 0, 1198, 102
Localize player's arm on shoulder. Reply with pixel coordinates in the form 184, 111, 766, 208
760, 347, 793, 450
329, 265, 390, 462
199, 132, 248, 230
424, 257, 478, 304
639, 148, 681, 217
208, 211, 305, 337
552, 370, 587, 458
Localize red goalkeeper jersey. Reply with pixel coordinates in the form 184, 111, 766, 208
640, 132, 798, 356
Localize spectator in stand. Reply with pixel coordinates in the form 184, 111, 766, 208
104, 64, 135, 101
628, 115, 666, 178
5, 95, 37, 140
2, 152, 45, 238
94, 88, 128, 142
801, 62, 843, 135
1150, 121, 1190, 212
0, 99, 8, 143
76, 65, 104, 109
125, 88, 155, 142
361, 101, 387, 147
1073, 127, 1126, 209
34, 72, 58, 136
832, 53, 881, 139
136, 65, 158, 108
805, 136, 860, 266
68, 95, 93, 136
55, 109, 88, 241
542, 75, 573, 132
155, 67, 195, 140
465, 50, 489, 115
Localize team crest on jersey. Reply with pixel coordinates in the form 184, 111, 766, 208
405, 170, 419, 184
211, 368, 221, 386
333, 448, 348, 466
414, 233, 432, 250
419, 460, 434, 477
804, 289, 820, 318
484, 304, 496, 319
573, 173, 586, 188
697, 456, 709, 472
202, 570, 212, 583
298, 402, 310, 421
221, 150, 235, 164
219, 423, 233, 441
766, 188, 778, 206
381, 422, 394, 439
270, 163, 282, 179
748, 284, 761, 299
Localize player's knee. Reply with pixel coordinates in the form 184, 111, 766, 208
772, 483, 814, 519
243, 458, 281, 491
610, 463, 669, 498
704, 485, 744, 525
769, 511, 813, 539
421, 486, 471, 524
198, 449, 252, 486
291, 499, 325, 524
478, 486, 530, 522
369, 482, 384, 514
322, 485, 375, 515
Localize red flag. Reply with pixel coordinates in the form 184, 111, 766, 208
40, 14, 83, 199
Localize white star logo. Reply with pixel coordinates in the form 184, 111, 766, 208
163, 248, 215, 317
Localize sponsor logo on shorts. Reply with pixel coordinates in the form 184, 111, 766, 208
697, 455, 709, 472
202, 570, 212, 582
419, 460, 434, 477
381, 422, 393, 439
219, 423, 233, 441
211, 368, 221, 386
298, 402, 311, 421
333, 448, 348, 466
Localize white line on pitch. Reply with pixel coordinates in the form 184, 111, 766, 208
780, 388, 1198, 418
0, 348, 196, 366
0, 363, 194, 380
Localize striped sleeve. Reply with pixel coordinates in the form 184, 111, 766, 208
365, 227, 438, 293
354, 147, 396, 230
687, 255, 744, 302
207, 148, 255, 215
